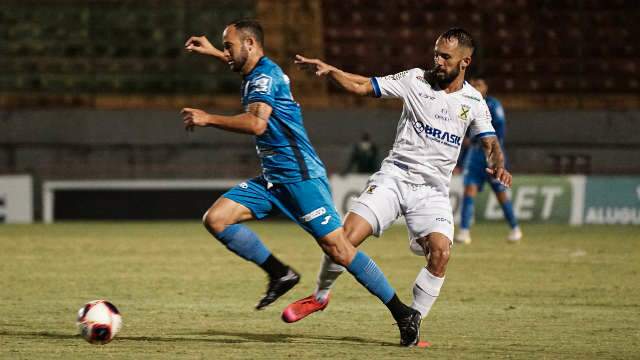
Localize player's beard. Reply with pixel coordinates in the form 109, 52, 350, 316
432, 62, 461, 84
230, 45, 249, 72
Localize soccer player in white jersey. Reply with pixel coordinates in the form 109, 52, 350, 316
282, 28, 512, 338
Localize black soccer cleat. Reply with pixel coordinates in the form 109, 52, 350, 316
255, 268, 300, 310
397, 309, 422, 347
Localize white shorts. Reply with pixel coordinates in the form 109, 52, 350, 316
349, 171, 454, 256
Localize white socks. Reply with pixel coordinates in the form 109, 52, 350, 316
411, 267, 445, 318
314, 254, 346, 302
313, 256, 446, 318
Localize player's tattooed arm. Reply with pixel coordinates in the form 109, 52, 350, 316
185, 35, 227, 63
481, 135, 512, 187
294, 54, 374, 96
181, 102, 271, 135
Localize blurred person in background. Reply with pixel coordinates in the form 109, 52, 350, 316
454, 75, 522, 244
182, 18, 422, 346
343, 132, 380, 174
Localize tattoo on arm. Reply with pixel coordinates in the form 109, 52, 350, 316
482, 136, 504, 169
247, 102, 272, 121
245, 102, 271, 135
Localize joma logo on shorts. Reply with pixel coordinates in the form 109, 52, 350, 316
300, 207, 327, 223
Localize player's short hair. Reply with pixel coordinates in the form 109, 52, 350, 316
228, 19, 264, 47
439, 27, 475, 55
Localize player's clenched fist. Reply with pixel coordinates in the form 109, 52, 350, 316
181, 108, 210, 131
294, 55, 336, 76
486, 166, 512, 188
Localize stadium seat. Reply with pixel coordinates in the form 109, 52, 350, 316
1, 0, 257, 95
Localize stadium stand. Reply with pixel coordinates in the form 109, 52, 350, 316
321, 0, 639, 98
0, 0, 639, 188
0, 0, 255, 103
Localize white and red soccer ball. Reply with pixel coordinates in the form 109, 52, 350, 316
76, 300, 122, 344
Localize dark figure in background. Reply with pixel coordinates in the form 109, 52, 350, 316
343, 132, 380, 174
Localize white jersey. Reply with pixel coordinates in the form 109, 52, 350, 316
371, 68, 496, 193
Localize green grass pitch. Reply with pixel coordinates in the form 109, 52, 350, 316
1, 222, 639, 359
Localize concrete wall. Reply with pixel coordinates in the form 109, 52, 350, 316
1, 108, 639, 182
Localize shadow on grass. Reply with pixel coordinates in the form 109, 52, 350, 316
190, 329, 397, 347
0, 329, 397, 347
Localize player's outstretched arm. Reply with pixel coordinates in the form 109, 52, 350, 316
181, 102, 271, 135
185, 35, 226, 63
481, 135, 512, 187
295, 55, 374, 96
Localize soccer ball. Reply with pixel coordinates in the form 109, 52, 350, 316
76, 300, 122, 345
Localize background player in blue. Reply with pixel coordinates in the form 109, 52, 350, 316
181, 19, 422, 346
455, 76, 522, 244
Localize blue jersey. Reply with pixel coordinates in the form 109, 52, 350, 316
464, 96, 506, 167
241, 56, 326, 183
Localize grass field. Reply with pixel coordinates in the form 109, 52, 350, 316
1, 222, 639, 359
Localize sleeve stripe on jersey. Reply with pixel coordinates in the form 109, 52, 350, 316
474, 131, 497, 139
370, 77, 381, 98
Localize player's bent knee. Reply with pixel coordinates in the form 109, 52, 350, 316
317, 232, 355, 267
325, 250, 351, 267
318, 242, 346, 266
431, 246, 450, 263
429, 247, 449, 275
202, 207, 227, 235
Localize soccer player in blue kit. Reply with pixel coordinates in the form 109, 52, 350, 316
454, 76, 522, 244
182, 19, 422, 346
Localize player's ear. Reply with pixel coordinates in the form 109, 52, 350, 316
245, 36, 255, 51
461, 56, 472, 71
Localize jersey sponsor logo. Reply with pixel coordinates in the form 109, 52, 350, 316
459, 105, 470, 121
418, 92, 436, 100
300, 206, 326, 223
257, 148, 276, 157
239, 182, 249, 189
435, 108, 451, 122
384, 70, 409, 81
411, 119, 462, 148
321, 215, 332, 225
435, 217, 452, 224
462, 94, 482, 102
366, 184, 377, 194
251, 74, 272, 94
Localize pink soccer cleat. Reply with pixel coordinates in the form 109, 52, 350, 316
281, 294, 330, 323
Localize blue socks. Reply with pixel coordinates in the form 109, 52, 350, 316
461, 193, 518, 229
460, 194, 474, 229
213, 224, 271, 265
346, 251, 395, 304
501, 200, 519, 229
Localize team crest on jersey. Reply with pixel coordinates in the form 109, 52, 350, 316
366, 185, 377, 194
251, 74, 272, 94
459, 105, 471, 121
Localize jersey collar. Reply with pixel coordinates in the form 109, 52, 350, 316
244, 56, 268, 79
